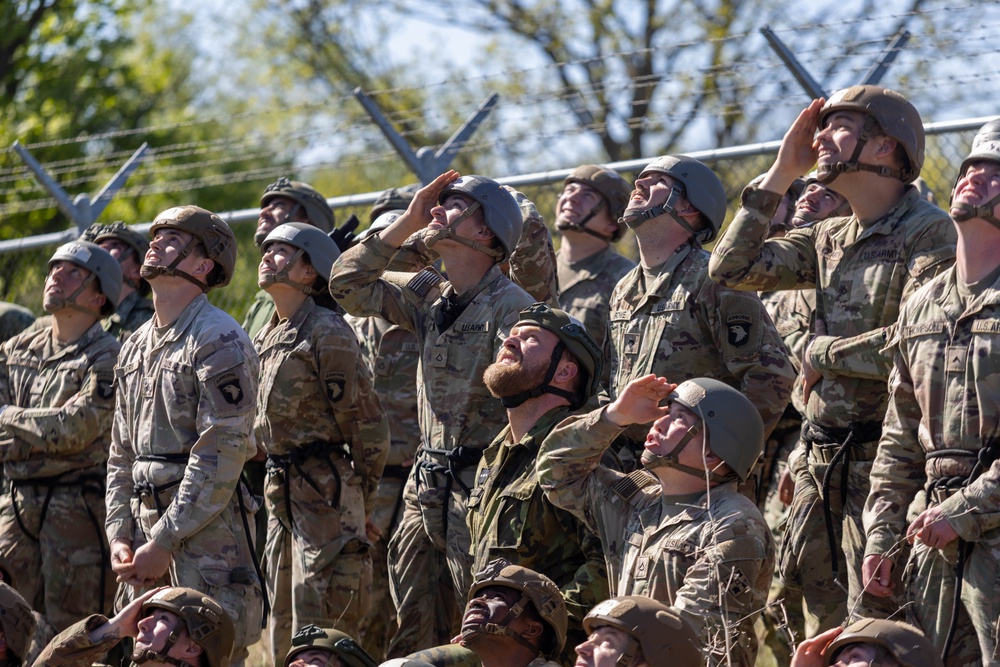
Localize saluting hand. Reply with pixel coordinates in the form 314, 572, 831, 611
605, 375, 675, 427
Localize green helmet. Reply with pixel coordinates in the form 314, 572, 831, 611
261, 177, 335, 233
560, 164, 633, 241
140, 587, 235, 667
261, 222, 341, 290
0, 582, 36, 662
818, 85, 924, 184
465, 559, 568, 659
47, 241, 123, 316
583, 596, 702, 667
369, 185, 417, 223
824, 618, 942, 667
145, 205, 238, 290
504, 302, 603, 409
626, 156, 727, 243
84, 221, 150, 261
433, 175, 523, 263
285, 625, 376, 667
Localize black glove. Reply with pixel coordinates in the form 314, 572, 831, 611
330, 214, 361, 252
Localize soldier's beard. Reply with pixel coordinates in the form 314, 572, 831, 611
483, 356, 549, 399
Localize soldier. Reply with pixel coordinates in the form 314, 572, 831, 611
284, 625, 377, 667
575, 596, 703, 667
538, 375, 774, 666
0, 582, 36, 667
467, 302, 608, 663
243, 177, 336, 339
34, 586, 235, 667
254, 222, 389, 662
82, 221, 155, 341
606, 154, 795, 474
554, 164, 636, 352
862, 119, 1000, 665
105, 206, 263, 666
791, 618, 942, 667
329, 171, 535, 656
0, 241, 121, 642
0, 303, 34, 344
709, 85, 956, 628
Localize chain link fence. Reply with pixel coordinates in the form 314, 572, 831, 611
0, 120, 984, 323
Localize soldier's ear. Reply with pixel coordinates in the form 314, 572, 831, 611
520, 619, 544, 642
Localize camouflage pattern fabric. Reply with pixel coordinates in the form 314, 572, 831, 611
0, 302, 35, 344
710, 185, 955, 623
607, 242, 795, 475
329, 235, 534, 656
466, 407, 609, 665
503, 187, 559, 306
102, 290, 154, 343
33, 614, 124, 667
241, 289, 275, 339
537, 408, 775, 667
864, 265, 1000, 663
254, 297, 389, 664
405, 644, 560, 667
105, 294, 263, 657
0, 322, 119, 635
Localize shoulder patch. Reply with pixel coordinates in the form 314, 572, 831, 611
406, 267, 445, 300
214, 372, 246, 406
610, 469, 658, 503
324, 371, 347, 402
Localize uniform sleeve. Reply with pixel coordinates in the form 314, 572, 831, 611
148, 340, 258, 552
34, 614, 120, 667
504, 188, 559, 305
0, 346, 118, 460
709, 188, 820, 291
329, 235, 422, 332
316, 325, 390, 518
863, 335, 926, 558
106, 374, 138, 545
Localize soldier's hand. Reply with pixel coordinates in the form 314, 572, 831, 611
778, 468, 795, 506
791, 626, 843, 667
772, 98, 824, 185
111, 538, 135, 577
605, 375, 675, 427
130, 541, 173, 584
97, 586, 170, 641
403, 170, 461, 226
365, 518, 382, 543
862, 554, 895, 597
801, 340, 822, 403
907, 506, 960, 549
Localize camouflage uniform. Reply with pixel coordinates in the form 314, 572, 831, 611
709, 186, 955, 626
102, 290, 154, 342
466, 407, 609, 665
0, 322, 119, 638
105, 294, 263, 659
254, 297, 389, 664
864, 265, 1000, 664
329, 234, 535, 656
242, 290, 274, 340
607, 242, 795, 468
505, 189, 559, 306
348, 313, 421, 659
537, 407, 775, 667
32, 614, 129, 667
0, 302, 35, 343
405, 644, 560, 667
556, 245, 635, 358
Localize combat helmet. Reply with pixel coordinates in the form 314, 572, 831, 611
356, 210, 405, 244
559, 164, 633, 241
498, 302, 603, 410
261, 177, 335, 234
642, 377, 764, 483
818, 85, 924, 184
260, 222, 341, 294
823, 618, 942, 667
463, 559, 568, 659
951, 118, 1000, 228
82, 221, 152, 294
369, 184, 418, 223
583, 596, 702, 667
144, 206, 237, 291
285, 625, 376, 667
138, 587, 235, 667
791, 172, 852, 228
0, 582, 36, 663
622, 156, 727, 244
46, 241, 123, 317
429, 175, 523, 263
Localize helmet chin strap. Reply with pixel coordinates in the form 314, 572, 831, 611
817, 116, 914, 185
140, 236, 210, 293
499, 342, 578, 409
46, 273, 102, 318
556, 201, 614, 241
641, 421, 732, 484
133, 630, 191, 667
425, 201, 505, 262
615, 637, 641, 667
951, 192, 1000, 230
619, 185, 706, 243
259, 248, 319, 295
461, 593, 543, 656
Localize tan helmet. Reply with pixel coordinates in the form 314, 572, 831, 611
818, 85, 924, 184
261, 177, 335, 233
369, 185, 418, 223
560, 164, 633, 241
47, 241, 123, 316
624, 155, 727, 243
260, 222, 341, 294
285, 625, 376, 667
502, 302, 603, 409
431, 175, 523, 263
145, 205, 238, 290
951, 118, 1000, 227
139, 587, 235, 667
583, 596, 702, 667
823, 618, 942, 667
0, 582, 36, 662
464, 559, 568, 658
